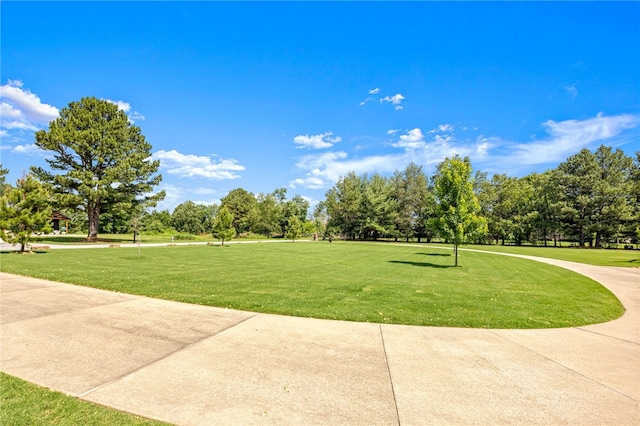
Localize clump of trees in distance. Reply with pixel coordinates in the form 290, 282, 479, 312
322, 146, 639, 249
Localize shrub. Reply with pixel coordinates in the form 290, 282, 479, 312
173, 233, 196, 241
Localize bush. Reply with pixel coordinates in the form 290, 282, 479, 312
173, 233, 196, 241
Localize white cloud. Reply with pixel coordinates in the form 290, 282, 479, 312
387, 129, 399, 135
152, 183, 183, 212
393, 128, 425, 149
289, 176, 326, 190
129, 111, 146, 121
291, 127, 487, 189
104, 99, 132, 113
380, 93, 405, 110
290, 112, 640, 190
505, 112, 640, 166
293, 132, 341, 150
152, 149, 245, 180
564, 85, 577, 98
104, 98, 145, 123
11, 143, 47, 156
360, 89, 405, 109
0, 80, 59, 131
430, 123, 454, 133
192, 187, 217, 195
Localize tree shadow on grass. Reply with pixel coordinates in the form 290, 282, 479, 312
415, 252, 451, 257
388, 260, 454, 269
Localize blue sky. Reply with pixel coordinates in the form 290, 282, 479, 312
2, 2, 639, 212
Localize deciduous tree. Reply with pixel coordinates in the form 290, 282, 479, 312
172, 201, 212, 234
221, 188, 257, 235
432, 156, 487, 266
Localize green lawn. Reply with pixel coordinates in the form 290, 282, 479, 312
458, 244, 639, 267
30, 233, 213, 244
0, 241, 624, 328
0, 372, 166, 426
30, 232, 276, 245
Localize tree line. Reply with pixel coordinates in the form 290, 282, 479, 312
321, 146, 639, 248
1, 96, 638, 251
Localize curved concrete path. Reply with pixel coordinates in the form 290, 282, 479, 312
1, 252, 638, 425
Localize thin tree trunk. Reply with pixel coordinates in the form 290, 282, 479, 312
454, 244, 458, 267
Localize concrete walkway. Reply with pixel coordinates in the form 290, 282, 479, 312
1, 253, 638, 425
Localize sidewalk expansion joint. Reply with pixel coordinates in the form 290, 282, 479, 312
490, 330, 639, 403
77, 313, 259, 398
575, 326, 640, 346
379, 324, 401, 426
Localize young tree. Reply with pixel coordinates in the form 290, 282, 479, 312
32, 97, 164, 241
211, 206, 235, 245
0, 174, 53, 252
432, 156, 487, 266
285, 214, 302, 242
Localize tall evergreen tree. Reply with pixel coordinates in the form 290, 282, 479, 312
555, 145, 633, 246
325, 172, 364, 239
392, 163, 431, 242
32, 97, 164, 241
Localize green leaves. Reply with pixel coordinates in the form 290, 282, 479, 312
0, 175, 53, 252
211, 206, 235, 245
32, 97, 163, 240
433, 156, 487, 265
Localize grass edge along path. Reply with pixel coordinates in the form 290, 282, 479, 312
0, 242, 624, 329
0, 372, 168, 426
459, 243, 639, 267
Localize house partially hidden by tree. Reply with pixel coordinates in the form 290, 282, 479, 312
51, 211, 71, 234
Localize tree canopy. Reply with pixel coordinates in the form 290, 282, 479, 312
0, 174, 53, 252
431, 156, 487, 266
32, 97, 164, 241
211, 205, 235, 245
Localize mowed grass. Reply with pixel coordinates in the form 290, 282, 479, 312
461, 244, 640, 267
0, 372, 166, 426
0, 241, 624, 328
